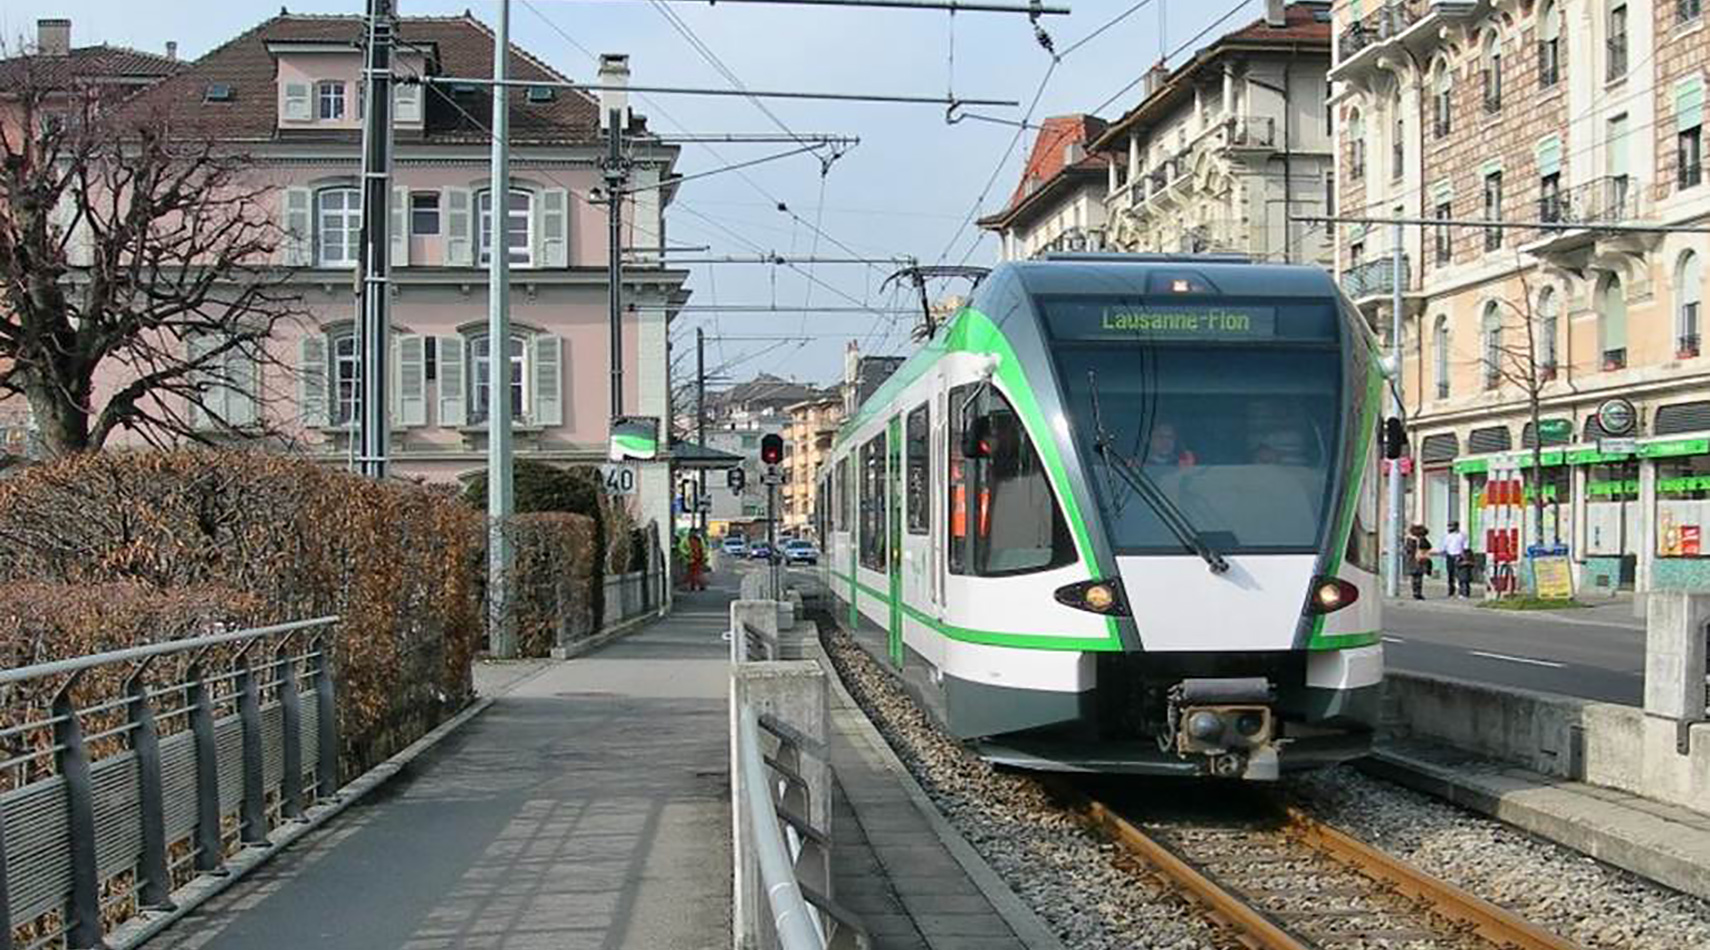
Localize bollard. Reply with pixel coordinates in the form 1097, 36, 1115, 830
1645, 592, 1710, 754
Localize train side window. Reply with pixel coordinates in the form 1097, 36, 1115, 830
859, 433, 888, 570
975, 390, 1074, 574
906, 404, 930, 535
948, 385, 972, 575
837, 457, 850, 531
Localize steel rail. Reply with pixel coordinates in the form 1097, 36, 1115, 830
0, 617, 340, 686
1283, 806, 1587, 950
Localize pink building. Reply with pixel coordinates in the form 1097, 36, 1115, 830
15, 13, 688, 533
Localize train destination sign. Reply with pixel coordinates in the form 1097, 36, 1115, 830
1045, 302, 1278, 342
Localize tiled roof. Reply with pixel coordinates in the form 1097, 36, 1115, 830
1226, 2, 1333, 43
978, 114, 1108, 229
0, 44, 183, 90
114, 14, 600, 144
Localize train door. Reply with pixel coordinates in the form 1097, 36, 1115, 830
888, 414, 904, 666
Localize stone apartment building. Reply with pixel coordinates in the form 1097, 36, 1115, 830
2, 14, 689, 540
783, 392, 841, 537
976, 115, 1112, 259
1331, 0, 1710, 594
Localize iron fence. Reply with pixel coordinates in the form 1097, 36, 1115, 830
0, 617, 340, 950
1342, 254, 1411, 300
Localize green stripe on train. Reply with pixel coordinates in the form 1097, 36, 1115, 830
834, 572, 1121, 652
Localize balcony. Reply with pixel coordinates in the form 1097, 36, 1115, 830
1332, 2, 1479, 81
1338, 3, 1421, 62
1679, 333, 1702, 360
1342, 253, 1411, 301
1224, 116, 1277, 149
1524, 175, 1644, 262
1603, 348, 1627, 372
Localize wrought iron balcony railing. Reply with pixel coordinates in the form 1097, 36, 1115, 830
1338, 3, 1421, 61
1341, 254, 1411, 299
1536, 176, 1637, 233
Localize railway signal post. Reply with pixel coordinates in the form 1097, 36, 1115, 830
761, 434, 784, 601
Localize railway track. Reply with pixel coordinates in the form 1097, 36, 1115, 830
1055, 784, 1588, 950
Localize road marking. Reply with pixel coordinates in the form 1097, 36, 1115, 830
1467, 650, 1566, 669
1381, 636, 1406, 644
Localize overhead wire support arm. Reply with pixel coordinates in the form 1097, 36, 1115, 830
413, 75, 1019, 108
615, 0, 1070, 11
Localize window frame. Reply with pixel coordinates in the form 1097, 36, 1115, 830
1391, 97, 1405, 181
859, 432, 888, 571
1608, 5, 1629, 81
1677, 251, 1702, 356
467, 332, 530, 425
1599, 273, 1628, 370
1538, 287, 1560, 376
1481, 33, 1503, 113
1482, 303, 1504, 390
317, 80, 347, 121
410, 191, 441, 236
315, 186, 361, 268
1349, 110, 1366, 180
477, 188, 535, 268
1483, 170, 1504, 250
1539, 2, 1562, 87
1433, 315, 1451, 400
1433, 200, 1453, 264
1679, 126, 1703, 191
330, 330, 361, 426
1432, 62, 1453, 138
905, 403, 930, 535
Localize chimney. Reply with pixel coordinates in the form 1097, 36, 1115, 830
1143, 64, 1170, 98
165, 40, 178, 61
37, 19, 71, 57
597, 53, 630, 132
1265, 0, 1287, 28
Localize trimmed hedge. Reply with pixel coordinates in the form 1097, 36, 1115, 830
0, 450, 483, 776
500, 512, 600, 657
464, 459, 615, 620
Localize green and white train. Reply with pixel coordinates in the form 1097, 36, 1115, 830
813, 255, 1386, 780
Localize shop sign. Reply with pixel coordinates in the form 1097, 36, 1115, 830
1660, 475, 1710, 493
1595, 437, 1638, 456
1452, 458, 1489, 475
1532, 550, 1575, 600
1638, 437, 1710, 459
1595, 397, 1637, 436
1588, 479, 1641, 497
1538, 418, 1573, 440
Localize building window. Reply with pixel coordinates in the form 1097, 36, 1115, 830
469, 333, 527, 424
318, 80, 346, 120
1325, 172, 1336, 216
1433, 316, 1451, 399
316, 187, 361, 268
1481, 34, 1502, 113
1684, 0, 1705, 24
1607, 114, 1631, 216
477, 189, 533, 266
1391, 97, 1405, 181
1679, 251, 1703, 357
1434, 200, 1452, 264
1599, 273, 1627, 370
331, 331, 360, 425
411, 192, 440, 236
1607, 5, 1628, 81
1482, 303, 1504, 390
1680, 127, 1703, 191
1433, 62, 1453, 138
906, 404, 929, 535
1540, 172, 1563, 222
1483, 170, 1503, 250
1657, 456, 1710, 557
1349, 110, 1365, 179
1539, 2, 1562, 87
1538, 287, 1560, 378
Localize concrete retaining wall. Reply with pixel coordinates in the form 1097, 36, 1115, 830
1382, 671, 1710, 814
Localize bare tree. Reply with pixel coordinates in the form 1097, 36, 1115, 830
0, 62, 304, 457
1479, 258, 1560, 565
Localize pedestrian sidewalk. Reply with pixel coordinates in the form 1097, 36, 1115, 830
147, 581, 738, 950
1384, 589, 1644, 628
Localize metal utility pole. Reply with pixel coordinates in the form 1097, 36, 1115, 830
487, 0, 516, 658
1386, 222, 1404, 598
601, 56, 630, 418
697, 326, 707, 534
357, 0, 395, 479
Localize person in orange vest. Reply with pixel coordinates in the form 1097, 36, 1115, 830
686, 531, 708, 592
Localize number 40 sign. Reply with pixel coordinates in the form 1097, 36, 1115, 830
601, 464, 637, 495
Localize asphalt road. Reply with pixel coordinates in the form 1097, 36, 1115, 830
1379, 596, 1645, 705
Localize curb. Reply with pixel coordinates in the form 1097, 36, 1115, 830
551, 606, 666, 660
108, 694, 497, 950
807, 637, 1070, 950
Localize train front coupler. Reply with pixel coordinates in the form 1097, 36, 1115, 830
1163, 677, 1281, 780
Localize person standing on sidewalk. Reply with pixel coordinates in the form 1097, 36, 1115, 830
1441, 521, 1471, 597
1404, 525, 1433, 600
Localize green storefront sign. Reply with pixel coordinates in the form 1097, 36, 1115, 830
1639, 438, 1710, 459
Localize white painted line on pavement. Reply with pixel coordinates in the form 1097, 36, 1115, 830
1467, 650, 1567, 669
1382, 636, 1406, 644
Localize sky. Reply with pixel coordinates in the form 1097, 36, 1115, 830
0, 0, 1266, 388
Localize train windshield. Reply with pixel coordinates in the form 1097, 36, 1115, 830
1045, 296, 1343, 556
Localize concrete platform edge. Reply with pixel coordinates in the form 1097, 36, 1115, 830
1360, 747, 1710, 902
551, 606, 667, 660
108, 694, 498, 950
808, 638, 1070, 950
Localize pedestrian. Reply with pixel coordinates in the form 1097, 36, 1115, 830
1404, 524, 1433, 600
687, 531, 708, 592
1441, 520, 1471, 597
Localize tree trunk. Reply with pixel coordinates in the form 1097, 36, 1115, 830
25, 378, 93, 457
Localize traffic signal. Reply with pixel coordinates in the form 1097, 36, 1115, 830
760, 433, 784, 466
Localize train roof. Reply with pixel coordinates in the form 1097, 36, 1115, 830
1003, 256, 1342, 299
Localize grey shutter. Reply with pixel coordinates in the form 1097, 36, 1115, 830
283, 82, 311, 121
530, 333, 562, 427
395, 333, 427, 427
443, 187, 473, 266
282, 187, 312, 266
226, 346, 258, 427
394, 82, 422, 124
1655, 401, 1710, 435
539, 188, 568, 268
1419, 433, 1459, 464
390, 186, 410, 267
1467, 425, 1512, 454
298, 334, 329, 427
437, 335, 467, 427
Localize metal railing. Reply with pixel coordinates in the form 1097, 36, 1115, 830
1338, 2, 1421, 60
1537, 176, 1637, 232
1342, 254, 1411, 299
0, 617, 341, 950
1224, 116, 1276, 148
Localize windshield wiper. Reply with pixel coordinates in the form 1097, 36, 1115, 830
1086, 370, 1230, 575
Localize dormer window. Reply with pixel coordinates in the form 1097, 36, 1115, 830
318, 81, 347, 120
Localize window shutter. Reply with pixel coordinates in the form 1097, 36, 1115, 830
1677, 77, 1705, 134
530, 333, 563, 427
1608, 116, 1630, 177
394, 82, 422, 124
394, 333, 427, 427
226, 346, 258, 427
282, 187, 312, 266
437, 335, 467, 426
390, 186, 410, 267
283, 82, 311, 121
540, 188, 568, 268
443, 187, 473, 266
298, 334, 329, 427
186, 335, 223, 429
1535, 135, 1563, 178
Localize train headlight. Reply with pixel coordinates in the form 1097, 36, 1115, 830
1186, 711, 1224, 742
1307, 576, 1359, 614
1053, 579, 1129, 616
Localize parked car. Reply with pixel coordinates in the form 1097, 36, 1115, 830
782, 539, 819, 565
748, 541, 775, 561
722, 536, 747, 556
